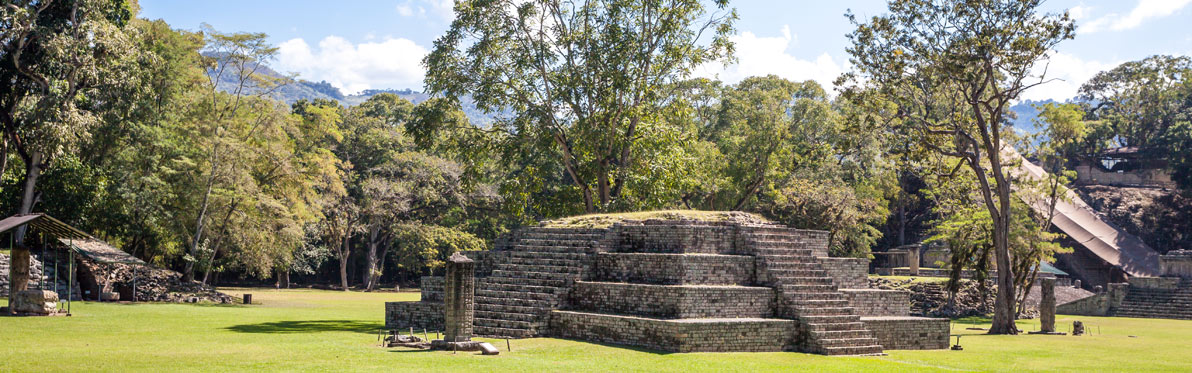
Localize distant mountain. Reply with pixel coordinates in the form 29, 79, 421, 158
205, 54, 496, 126
1007, 99, 1055, 135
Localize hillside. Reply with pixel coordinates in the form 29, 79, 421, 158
206, 55, 495, 126
1078, 185, 1192, 254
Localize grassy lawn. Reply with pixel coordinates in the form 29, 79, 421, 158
2, 288, 1191, 372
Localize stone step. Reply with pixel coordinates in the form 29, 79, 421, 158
820, 344, 885, 356
777, 276, 836, 286
755, 248, 817, 258
472, 324, 538, 338
818, 337, 880, 348
805, 321, 868, 332
475, 288, 558, 301
783, 291, 846, 302
508, 251, 588, 260
478, 282, 564, 295
800, 314, 862, 324
473, 325, 536, 339
796, 306, 857, 317
475, 295, 553, 308
779, 284, 839, 293
475, 309, 542, 322
490, 270, 577, 281
814, 329, 874, 340
510, 244, 593, 254
485, 275, 571, 288
789, 299, 851, 308
493, 263, 584, 274
517, 238, 595, 248
474, 318, 540, 332
509, 257, 584, 267
764, 268, 827, 277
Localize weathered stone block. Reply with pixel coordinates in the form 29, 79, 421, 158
12, 289, 58, 315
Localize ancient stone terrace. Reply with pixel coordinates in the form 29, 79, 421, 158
386, 218, 949, 355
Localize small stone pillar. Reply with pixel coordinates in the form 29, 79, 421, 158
907, 248, 920, 276
443, 252, 475, 343
9, 248, 31, 294
1030, 278, 1061, 335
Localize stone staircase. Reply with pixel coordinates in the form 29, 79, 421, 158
472, 227, 607, 338
1115, 279, 1192, 320
744, 225, 884, 356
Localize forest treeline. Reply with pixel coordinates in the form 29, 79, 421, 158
2, 0, 1190, 301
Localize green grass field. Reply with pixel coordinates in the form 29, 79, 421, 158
2, 288, 1191, 372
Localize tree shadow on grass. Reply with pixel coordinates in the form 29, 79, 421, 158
226, 320, 383, 334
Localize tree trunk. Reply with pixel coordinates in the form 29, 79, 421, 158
988, 191, 1019, 335
7, 151, 42, 308
338, 234, 351, 291
276, 270, 290, 289
364, 224, 380, 291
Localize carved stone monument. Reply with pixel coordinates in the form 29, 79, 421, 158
1029, 278, 1063, 335
430, 252, 497, 355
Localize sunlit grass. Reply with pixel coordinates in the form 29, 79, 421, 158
2, 287, 1190, 371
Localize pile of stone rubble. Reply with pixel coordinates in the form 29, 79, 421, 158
79, 260, 233, 303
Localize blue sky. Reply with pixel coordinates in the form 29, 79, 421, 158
139, 0, 1192, 100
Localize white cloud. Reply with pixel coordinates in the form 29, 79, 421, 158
1020, 52, 1119, 101
396, 4, 414, 17
695, 26, 846, 92
276, 36, 429, 94
396, 0, 455, 22
1079, 0, 1191, 34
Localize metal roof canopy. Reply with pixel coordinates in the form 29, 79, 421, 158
0, 213, 145, 265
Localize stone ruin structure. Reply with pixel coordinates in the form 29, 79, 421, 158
1059, 250, 1192, 320
387, 219, 949, 355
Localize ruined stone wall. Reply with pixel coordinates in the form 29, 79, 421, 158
385, 301, 443, 330
463, 251, 507, 278
616, 221, 741, 255
862, 317, 950, 350
592, 252, 754, 285
0, 253, 43, 297
840, 289, 910, 317
1161, 251, 1192, 279
567, 282, 775, 319
419, 276, 444, 302
550, 311, 794, 352
818, 257, 869, 289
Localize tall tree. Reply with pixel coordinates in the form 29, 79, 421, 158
845, 0, 1074, 334
1, 0, 142, 304
424, 0, 736, 212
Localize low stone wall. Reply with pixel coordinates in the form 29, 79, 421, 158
550, 310, 794, 352
818, 257, 869, 289
1161, 250, 1192, 279
840, 289, 910, 317
568, 281, 774, 319
1057, 283, 1128, 316
592, 253, 754, 285
385, 301, 444, 330
1131, 276, 1182, 290
862, 316, 949, 350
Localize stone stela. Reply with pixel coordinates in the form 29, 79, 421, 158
429, 252, 498, 355
1029, 278, 1064, 335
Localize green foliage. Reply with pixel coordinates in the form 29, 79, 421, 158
425, 0, 737, 213
390, 223, 485, 274
1079, 55, 1192, 190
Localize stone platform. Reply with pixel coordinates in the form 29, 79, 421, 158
386, 219, 948, 355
